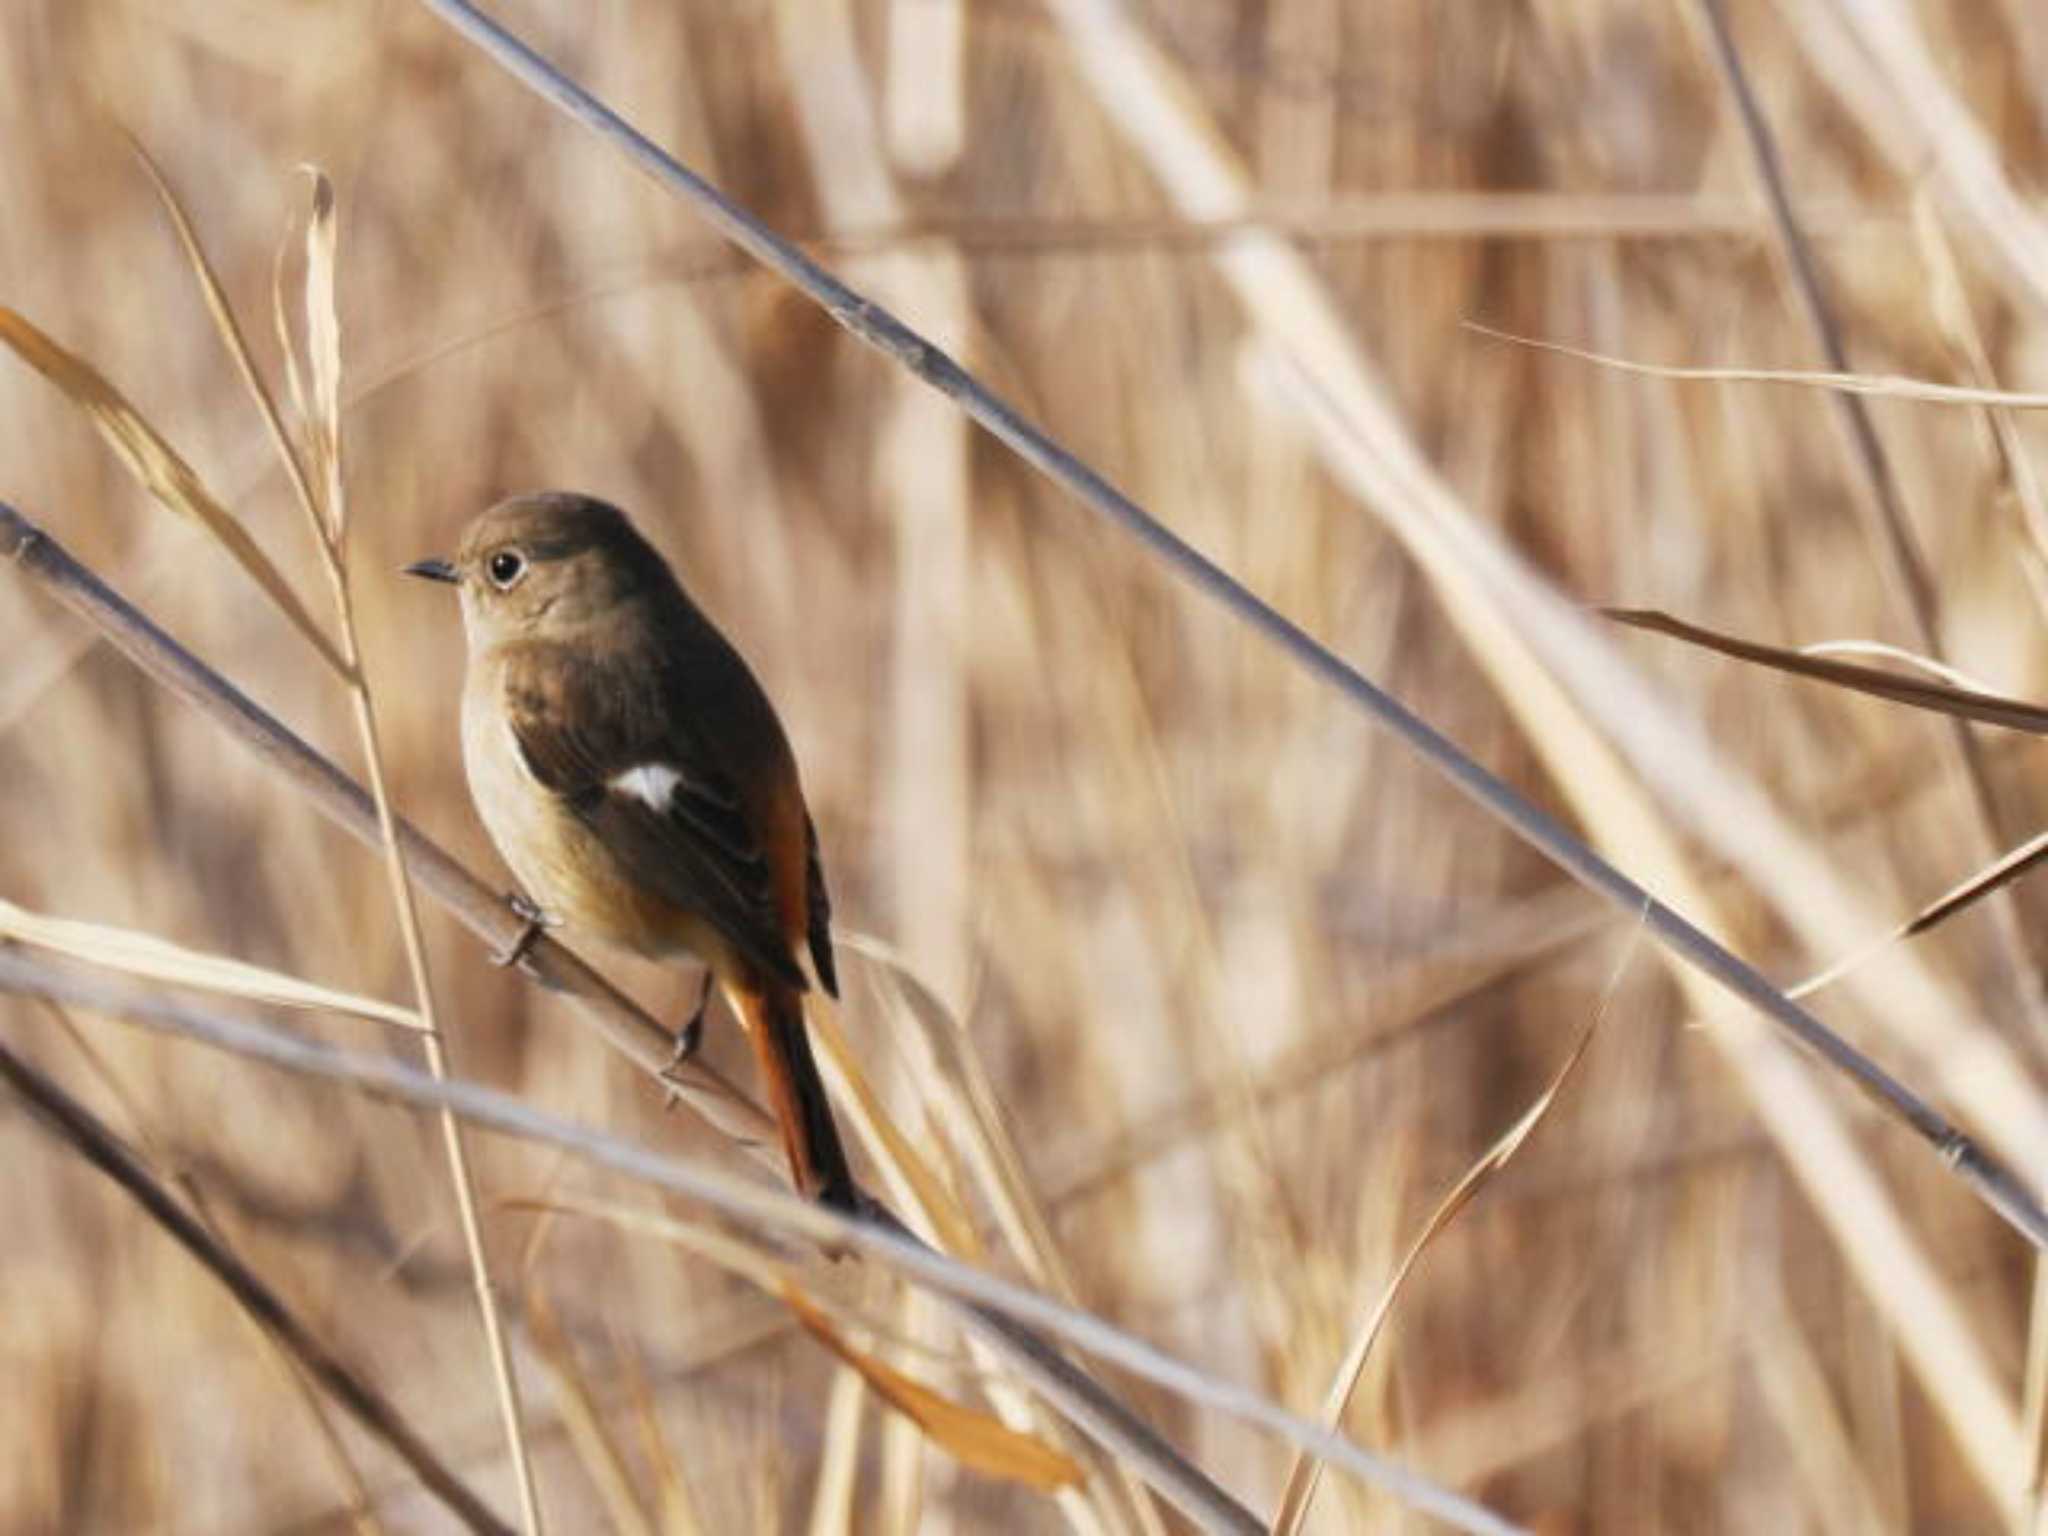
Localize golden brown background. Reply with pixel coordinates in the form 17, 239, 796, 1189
6, 0, 2048, 1530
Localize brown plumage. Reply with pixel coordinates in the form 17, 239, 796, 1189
408, 491, 856, 1210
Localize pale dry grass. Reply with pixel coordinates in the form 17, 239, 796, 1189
5, 0, 2048, 1531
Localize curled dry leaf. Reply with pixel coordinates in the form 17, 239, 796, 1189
1269, 936, 1621, 1536
780, 1287, 1084, 1493
510, 1195, 1082, 1495
1607, 608, 2048, 733
0, 305, 348, 677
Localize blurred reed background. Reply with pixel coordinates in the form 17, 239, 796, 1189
7, 0, 2048, 1529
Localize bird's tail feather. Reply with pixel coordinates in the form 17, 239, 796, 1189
732, 976, 858, 1211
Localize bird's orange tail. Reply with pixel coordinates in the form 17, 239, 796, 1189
730, 975, 858, 1212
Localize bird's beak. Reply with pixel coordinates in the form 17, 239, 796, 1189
404, 557, 459, 584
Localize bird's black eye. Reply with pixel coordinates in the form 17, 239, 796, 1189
487, 549, 526, 589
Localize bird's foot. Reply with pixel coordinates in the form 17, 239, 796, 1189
658, 970, 716, 1109
492, 892, 557, 969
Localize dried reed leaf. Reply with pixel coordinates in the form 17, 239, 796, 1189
1270, 944, 1616, 1536
840, 933, 1074, 1291
121, 139, 345, 595
299, 167, 346, 537
0, 897, 425, 1031
0, 306, 347, 677
1791, 830, 2048, 1000
835, 935, 1149, 1534
780, 1288, 1083, 1494
1468, 321, 2048, 408
805, 1001, 983, 1260
1607, 609, 2048, 732
1796, 640, 1996, 694
807, 1359, 871, 1536
511, 1196, 1079, 1493
272, 222, 312, 441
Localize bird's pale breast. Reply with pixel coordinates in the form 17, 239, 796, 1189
461, 652, 720, 964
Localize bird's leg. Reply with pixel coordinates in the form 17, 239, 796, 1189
659, 969, 716, 1108
676, 968, 714, 1061
492, 892, 556, 969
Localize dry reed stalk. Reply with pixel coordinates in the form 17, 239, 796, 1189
609, 1322, 709, 1536
0, 896, 425, 1031
1277, 347, 2029, 1511
804, 1000, 1127, 1536
805, 1359, 868, 1535
398, 3, 2048, 1515
0, 943, 1520, 1536
0, 1037, 513, 1534
775, 15, 1120, 1528
1907, 185, 2048, 1508
1033, 884, 1604, 1202
1912, 191, 2048, 622
135, 156, 551, 1526
1743, 1252, 1891, 1535
1657, 19, 2048, 1506
523, 1281, 655, 1536
1045, 0, 2043, 1187
1686, 0, 2048, 1035
883, 0, 964, 175
16, 3, 2043, 1525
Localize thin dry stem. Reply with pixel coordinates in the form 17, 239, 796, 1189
178, 161, 545, 1531
0, 1034, 513, 1534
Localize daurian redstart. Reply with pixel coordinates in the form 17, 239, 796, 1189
407, 492, 858, 1211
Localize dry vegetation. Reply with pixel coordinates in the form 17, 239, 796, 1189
6, 0, 2048, 1530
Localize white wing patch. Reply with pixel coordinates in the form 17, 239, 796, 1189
609, 763, 683, 810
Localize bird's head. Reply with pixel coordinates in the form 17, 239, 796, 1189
406, 491, 670, 646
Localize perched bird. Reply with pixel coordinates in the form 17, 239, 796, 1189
407, 492, 857, 1211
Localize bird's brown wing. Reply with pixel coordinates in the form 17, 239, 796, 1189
503, 645, 808, 992
804, 812, 838, 998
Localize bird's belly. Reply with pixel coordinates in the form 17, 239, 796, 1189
462, 685, 699, 961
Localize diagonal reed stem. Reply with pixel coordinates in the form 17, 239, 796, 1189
405, 0, 2048, 1254
0, 1035, 514, 1535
